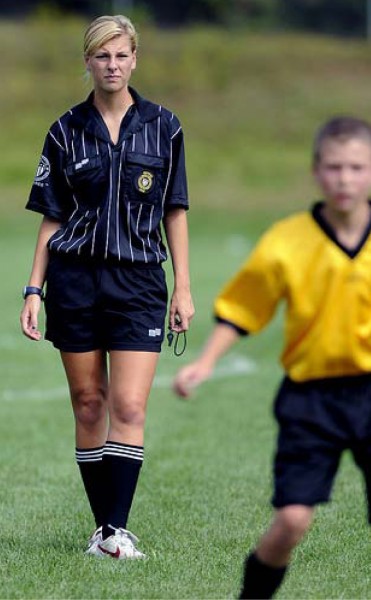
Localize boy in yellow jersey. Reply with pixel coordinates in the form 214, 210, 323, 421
173, 116, 371, 598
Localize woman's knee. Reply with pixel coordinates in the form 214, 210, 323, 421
72, 387, 107, 426
110, 398, 146, 428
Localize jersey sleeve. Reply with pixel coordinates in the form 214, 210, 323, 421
26, 124, 73, 221
214, 229, 285, 333
163, 115, 189, 212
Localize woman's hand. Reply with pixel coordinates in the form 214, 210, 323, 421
168, 288, 195, 333
20, 296, 43, 341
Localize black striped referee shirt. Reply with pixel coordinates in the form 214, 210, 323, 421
26, 87, 189, 264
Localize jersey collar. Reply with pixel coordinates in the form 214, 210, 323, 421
311, 200, 371, 258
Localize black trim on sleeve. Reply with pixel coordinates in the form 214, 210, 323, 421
214, 315, 249, 336
25, 203, 64, 221
164, 202, 189, 213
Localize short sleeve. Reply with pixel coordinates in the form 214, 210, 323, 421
163, 115, 189, 211
214, 230, 285, 333
26, 125, 73, 221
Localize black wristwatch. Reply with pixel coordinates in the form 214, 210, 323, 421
23, 286, 45, 300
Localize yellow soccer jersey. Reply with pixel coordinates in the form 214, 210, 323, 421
214, 203, 371, 382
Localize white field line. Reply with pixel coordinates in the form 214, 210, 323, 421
1, 354, 256, 402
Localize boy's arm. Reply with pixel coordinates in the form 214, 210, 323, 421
173, 225, 282, 399
173, 322, 241, 398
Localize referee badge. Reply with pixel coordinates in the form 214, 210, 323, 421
136, 170, 154, 193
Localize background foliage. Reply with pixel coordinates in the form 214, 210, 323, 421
1, 0, 370, 36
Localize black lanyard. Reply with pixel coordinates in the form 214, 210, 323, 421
167, 329, 187, 356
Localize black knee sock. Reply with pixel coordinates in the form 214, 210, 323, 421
101, 441, 143, 539
239, 552, 287, 599
76, 446, 105, 527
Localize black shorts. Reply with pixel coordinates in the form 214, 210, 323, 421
44, 253, 168, 352
272, 375, 371, 521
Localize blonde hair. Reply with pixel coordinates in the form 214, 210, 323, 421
84, 15, 138, 56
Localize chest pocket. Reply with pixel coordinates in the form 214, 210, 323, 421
64, 154, 107, 208
124, 152, 168, 205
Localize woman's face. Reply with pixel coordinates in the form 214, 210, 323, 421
85, 34, 136, 95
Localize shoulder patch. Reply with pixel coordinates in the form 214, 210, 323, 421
35, 155, 51, 182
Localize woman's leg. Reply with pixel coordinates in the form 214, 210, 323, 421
61, 350, 108, 528
108, 350, 159, 444
99, 351, 158, 553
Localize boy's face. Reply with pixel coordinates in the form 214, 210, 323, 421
313, 138, 371, 214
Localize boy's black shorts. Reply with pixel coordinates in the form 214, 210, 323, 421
272, 374, 371, 522
44, 252, 168, 352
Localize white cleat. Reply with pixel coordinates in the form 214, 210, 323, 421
85, 526, 105, 557
98, 526, 146, 560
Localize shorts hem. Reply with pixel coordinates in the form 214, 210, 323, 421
47, 338, 162, 353
108, 344, 162, 352
49, 341, 101, 353
272, 497, 329, 509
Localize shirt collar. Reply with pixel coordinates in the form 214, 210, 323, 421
68, 86, 161, 141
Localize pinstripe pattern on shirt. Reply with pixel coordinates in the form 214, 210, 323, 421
27, 87, 188, 265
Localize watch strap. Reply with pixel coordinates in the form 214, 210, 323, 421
23, 286, 44, 300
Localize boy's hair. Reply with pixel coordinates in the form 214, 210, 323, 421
313, 116, 371, 165
84, 15, 138, 57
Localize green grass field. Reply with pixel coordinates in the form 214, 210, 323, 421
1, 16, 371, 599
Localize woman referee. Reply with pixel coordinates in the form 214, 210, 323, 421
20, 14, 194, 559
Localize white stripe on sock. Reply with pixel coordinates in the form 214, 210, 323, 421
104, 443, 144, 461
75, 447, 104, 462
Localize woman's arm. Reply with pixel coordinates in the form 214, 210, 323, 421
163, 208, 195, 332
20, 216, 61, 341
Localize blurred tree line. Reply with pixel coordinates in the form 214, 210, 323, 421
1, 0, 368, 37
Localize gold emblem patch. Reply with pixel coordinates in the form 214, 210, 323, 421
137, 170, 154, 193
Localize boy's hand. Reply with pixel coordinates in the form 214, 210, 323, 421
173, 361, 212, 398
